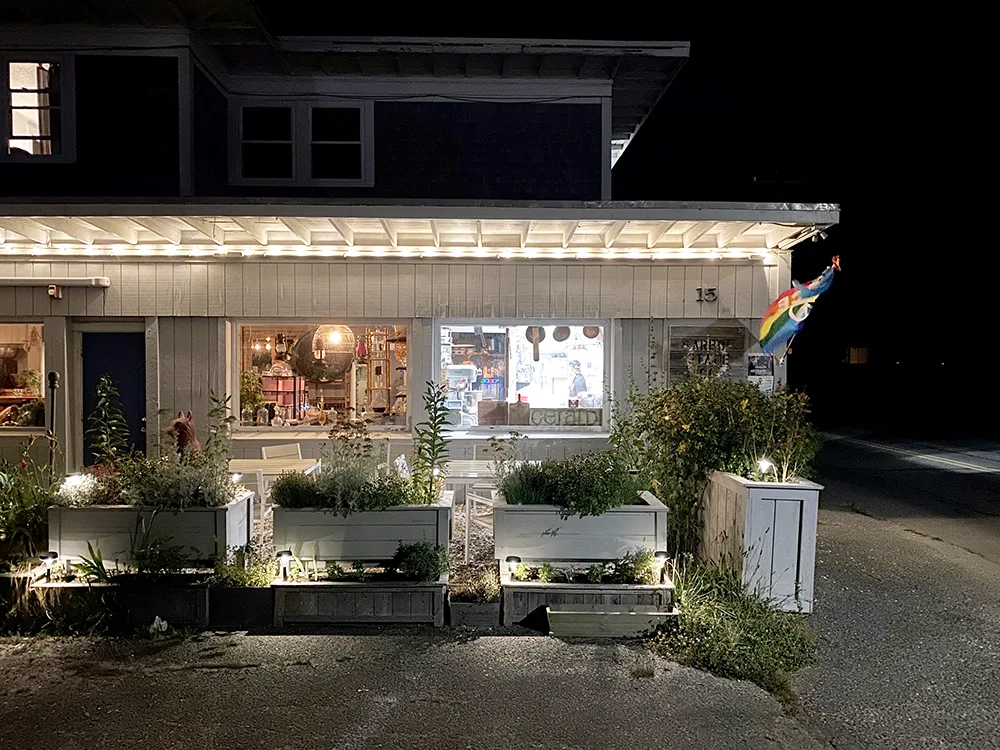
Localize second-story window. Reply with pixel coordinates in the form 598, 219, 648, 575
1, 55, 75, 162
231, 100, 372, 186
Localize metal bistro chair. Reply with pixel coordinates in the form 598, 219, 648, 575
261, 443, 303, 460
234, 469, 267, 528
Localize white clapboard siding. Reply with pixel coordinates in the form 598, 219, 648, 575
48, 492, 252, 564
0, 261, 776, 319
272, 496, 452, 562
493, 491, 668, 562
701, 472, 822, 613
156, 317, 227, 434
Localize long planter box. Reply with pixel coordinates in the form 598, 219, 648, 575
30, 581, 210, 629
702, 471, 823, 613
273, 577, 448, 626
493, 490, 668, 562
271, 494, 452, 562
501, 571, 674, 627
48, 491, 253, 565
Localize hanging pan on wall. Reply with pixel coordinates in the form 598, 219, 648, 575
582, 326, 601, 339
552, 326, 571, 342
525, 326, 546, 361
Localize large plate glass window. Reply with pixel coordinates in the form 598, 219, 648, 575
236, 323, 407, 431
438, 323, 606, 429
1, 56, 75, 161
0, 323, 45, 428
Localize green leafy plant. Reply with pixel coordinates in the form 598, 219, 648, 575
15, 368, 41, 397
538, 562, 556, 583
586, 564, 604, 583
325, 561, 346, 581
652, 560, 817, 707
410, 381, 449, 505
75, 541, 113, 584
511, 563, 530, 581
86, 373, 132, 467
213, 537, 277, 587
391, 541, 449, 582
497, 451, 643, 518
129, 512, 189, 576
0, 435, 59, 563
449, 564, 501, 603
271, 471, 322, 508
239, 371, 265, 414
351, 560, 369, 582
611, 548, 658, 585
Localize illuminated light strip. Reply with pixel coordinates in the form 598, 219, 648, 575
0, 243, 775, 261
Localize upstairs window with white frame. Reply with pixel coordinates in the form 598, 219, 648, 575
231, 100, 372, 186
1, 56, 75, 161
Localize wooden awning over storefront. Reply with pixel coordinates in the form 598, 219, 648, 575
0, 201, 838, 261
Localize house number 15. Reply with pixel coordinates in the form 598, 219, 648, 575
696, 287, 718, 302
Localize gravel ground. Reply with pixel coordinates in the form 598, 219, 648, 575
795, 452, 1000, 749
0, 630, 826, 750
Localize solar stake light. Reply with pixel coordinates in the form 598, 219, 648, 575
758, 458, 774, 475
277, 550, 293, 581
505, 555, 521, 574
653, 550, 669, 584
39, 551, 58, 581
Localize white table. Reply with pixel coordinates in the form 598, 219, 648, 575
229, 458, 321, 523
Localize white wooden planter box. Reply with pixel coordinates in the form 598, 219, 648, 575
48, 491, 253, 565
501, 571, 675, 627
702, 471, 823, 613
271, 493, 452, 562
493, 490, 668, 562
273, 577, 447, 626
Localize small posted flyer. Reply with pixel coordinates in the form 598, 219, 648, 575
747, 353, 775, 393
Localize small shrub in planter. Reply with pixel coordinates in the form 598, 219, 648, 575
449, 564, 501, 604
495, 446, 645, 519
213, 538, 277, 588
508, 549, 661, 585
0, 435, 59, 567
390, 541, 450, 582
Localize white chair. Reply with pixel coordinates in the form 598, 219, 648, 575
261, 443, 302, 460
235, 469, 267, 526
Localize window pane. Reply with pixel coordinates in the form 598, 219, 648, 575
8, 137, 52, 156
8, 62, 60, 106
312, 107, 361, 142
242, 106, 291, 141
311, 143, 361, 179
238, 323, 407, 428
440, 324, 605, 427
11, 91, 49, 107
0, 322, 45, 429
242, 143, 292, 178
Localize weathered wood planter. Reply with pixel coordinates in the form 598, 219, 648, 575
30, 581, 211, 628
271, 494, 452, 562
702, 471, 823, 613
493, 490, 668, 562
273, 577, 448, 626
501, 571, 675, 628
47, 491, 253, 565
448, 601, 501, 628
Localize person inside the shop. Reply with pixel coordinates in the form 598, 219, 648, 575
568, 360, 588, 402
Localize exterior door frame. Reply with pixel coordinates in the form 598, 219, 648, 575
69, 319, 146, 469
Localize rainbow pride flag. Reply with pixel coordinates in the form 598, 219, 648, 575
759, 256, 840, 357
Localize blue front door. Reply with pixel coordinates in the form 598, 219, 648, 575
81, 332, 146, 465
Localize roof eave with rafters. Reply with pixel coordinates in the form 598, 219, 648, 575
0, 201, 838, 260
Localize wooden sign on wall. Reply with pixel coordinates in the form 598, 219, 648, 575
668, 324, 748, 381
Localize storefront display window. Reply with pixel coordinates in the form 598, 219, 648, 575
0, 323, 44, 427
237, 323, 407, 430
438, 322, 606, 429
